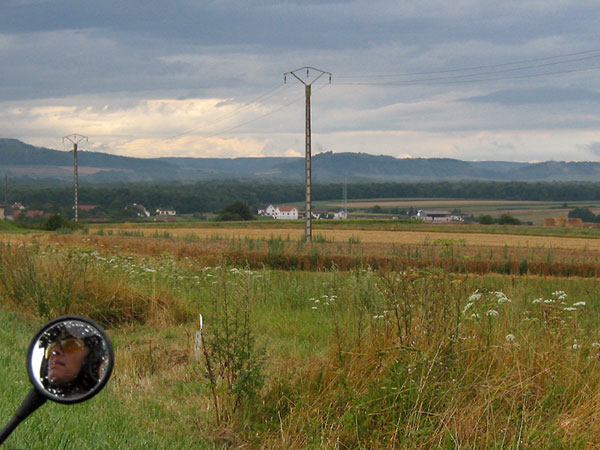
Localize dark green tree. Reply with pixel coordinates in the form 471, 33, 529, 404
498, 214, 521, 225
568, 207, 596, 223
479, 215, 494, 225
217, 201, 254, 221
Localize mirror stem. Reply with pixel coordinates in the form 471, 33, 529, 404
0, 388, 47, 446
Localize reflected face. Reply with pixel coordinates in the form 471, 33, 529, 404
47, 338, 90, 385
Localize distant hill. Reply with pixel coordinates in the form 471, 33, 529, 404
2, 138, 600, 183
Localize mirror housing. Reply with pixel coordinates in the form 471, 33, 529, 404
26, 315, 114, 404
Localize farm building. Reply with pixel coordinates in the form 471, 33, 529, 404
414, 210, 464, 223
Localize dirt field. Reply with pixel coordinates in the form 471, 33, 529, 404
94, 226, 600, 251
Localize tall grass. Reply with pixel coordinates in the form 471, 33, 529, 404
3, 237, 600, 447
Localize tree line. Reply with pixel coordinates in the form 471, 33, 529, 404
7, 180, 600, 219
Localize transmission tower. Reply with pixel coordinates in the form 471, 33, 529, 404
284, 66, 331, 242
63, 134, 88, 222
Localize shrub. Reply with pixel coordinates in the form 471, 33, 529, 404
479, 214, 494, 225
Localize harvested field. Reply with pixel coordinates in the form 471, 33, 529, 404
93, 226, 600, 250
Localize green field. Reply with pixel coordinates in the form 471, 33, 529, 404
2, 221, 600, 448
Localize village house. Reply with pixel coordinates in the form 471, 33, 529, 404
274, 206, 299, 220
126, 203, 150, 217
257, 204, 277, 217
0, 204, 5, 220
79, 205, 99, 212
156, 207, 176, 216
311, 209, 330, 220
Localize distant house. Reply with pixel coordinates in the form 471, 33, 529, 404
333, 211, 347, 220
127, 203, 150, 217
154, 216, 177, 222
0, 204, 5, 220
79, 205, 98, 212
25, 210, 47, 218
156, 207, 176, 216
274, 206, 299, 220
311, 209, 330, 220
12, 202, 24, 211
415, 210, 458, 223
257, 204, 277, 218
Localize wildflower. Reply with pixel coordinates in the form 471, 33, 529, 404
486, 310, 499, 317
505, 334, 516, 343
592, 343, 600, 348
462, 302, 474, 314
497, 297, 512, 305
471, 313, 481, 319
532, 298, 542, 304
311, 306, 318, 310
563, 307, 577, 312
468, 292, 482, 302
572, 343, 580, 350
573, 302, 586, 307
544, 299, 555, 304
373, 315, 384, 319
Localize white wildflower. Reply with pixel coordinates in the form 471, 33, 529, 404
486, 310, 499, 317
462, 302, 474, 314
468, 292, 482, 302
572, 343, 580, 350
505, 334, 516, 343
544, 299, 555, 304
532, 298, 542, 304
563, 307, 577, 312
592, 343, 600, 348
573, 302, 586, 307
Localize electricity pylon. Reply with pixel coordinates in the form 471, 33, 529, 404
284, 66, 331, 243
63, 134, 88, 222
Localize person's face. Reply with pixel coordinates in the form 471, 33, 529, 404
47, 338, 90, 385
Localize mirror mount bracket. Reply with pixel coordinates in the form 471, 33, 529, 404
0, 388, 47, 446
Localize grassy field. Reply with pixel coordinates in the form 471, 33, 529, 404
3, 221, 600, 448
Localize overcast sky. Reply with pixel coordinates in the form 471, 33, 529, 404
1, 0, 600, 162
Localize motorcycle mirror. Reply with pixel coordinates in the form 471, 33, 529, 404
0, 316, 114, 446
27, 315, 114, 404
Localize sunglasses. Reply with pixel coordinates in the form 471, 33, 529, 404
45, 337, 87, 358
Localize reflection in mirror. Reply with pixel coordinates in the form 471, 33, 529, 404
30, 319, 111, 400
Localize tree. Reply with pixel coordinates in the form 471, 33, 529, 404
479, 214, 494, 225
568, 207, 596, 223
217, 201, 254, 221
498, 214, 521, 225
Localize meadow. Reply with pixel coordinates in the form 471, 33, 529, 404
2, 221, 600, 448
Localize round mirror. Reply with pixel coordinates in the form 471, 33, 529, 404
26, 316, 114, 404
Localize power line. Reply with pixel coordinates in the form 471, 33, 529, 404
334, 63, 600, 87
335, 48, 600, 79
163, 84, 289, 141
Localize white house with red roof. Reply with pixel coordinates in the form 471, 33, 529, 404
274, 205, 299, 220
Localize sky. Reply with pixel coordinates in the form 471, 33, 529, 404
1, 0, 600, 162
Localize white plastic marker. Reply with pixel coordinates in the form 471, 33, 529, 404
195, 314, 203, 359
